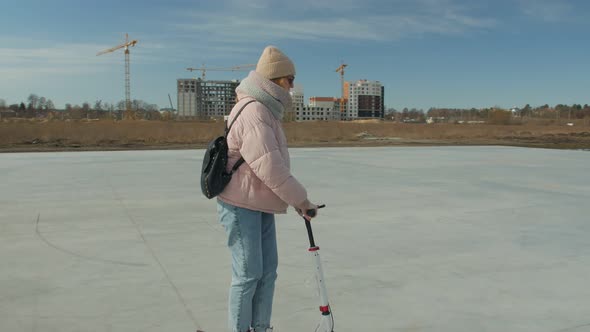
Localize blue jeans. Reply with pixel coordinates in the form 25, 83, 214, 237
217, 200, 278, 332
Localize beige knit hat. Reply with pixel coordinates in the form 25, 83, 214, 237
256, 46, 296, 80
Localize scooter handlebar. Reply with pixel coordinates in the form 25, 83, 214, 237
306, 204, 325, 218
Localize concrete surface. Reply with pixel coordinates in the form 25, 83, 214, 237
1, 146, 589, 332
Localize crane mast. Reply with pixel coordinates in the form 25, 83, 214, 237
335, 63, 348, 116
97, 34, 138, 118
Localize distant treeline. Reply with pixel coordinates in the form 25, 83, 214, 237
0, 94, 168, 120
2, 94, 590, 123
385, 104, 590, 123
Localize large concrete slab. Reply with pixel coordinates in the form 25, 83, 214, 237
1, 146, 589, 332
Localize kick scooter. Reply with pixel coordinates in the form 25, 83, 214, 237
198, 205, 334, 332
304, 204, 335, 332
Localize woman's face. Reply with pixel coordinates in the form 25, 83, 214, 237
274, 75, 294, 92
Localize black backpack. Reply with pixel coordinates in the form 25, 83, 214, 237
200, 100, 255, 199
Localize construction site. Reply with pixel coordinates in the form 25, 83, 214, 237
176, 62, 385, 122
91, 35, 380, 121
1, 34, 589, 152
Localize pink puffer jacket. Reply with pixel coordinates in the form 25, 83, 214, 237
218, 97, 308, 214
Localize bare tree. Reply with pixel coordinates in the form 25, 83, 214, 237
39, 97, 47, 110
116, 100, 126, 110
101, 102, 113, 112
94, 100, 103, 111
46, 99, 55, 110
145, 104, 159, 112
27, 94, 40, 109
0, 98, 6, 109
131, 99, 142, 110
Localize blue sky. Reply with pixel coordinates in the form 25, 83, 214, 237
1, 0, 589, 111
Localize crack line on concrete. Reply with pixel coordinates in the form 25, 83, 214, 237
109, 186, 202, 330
34, 213, 147, 267
553, 323, 590, 332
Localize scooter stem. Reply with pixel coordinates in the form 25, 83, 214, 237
302, 204, 334, 331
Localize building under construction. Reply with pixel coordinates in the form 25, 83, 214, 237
345, 80, 384, 120
177, 78, 240, 119
177, 77, 384, 121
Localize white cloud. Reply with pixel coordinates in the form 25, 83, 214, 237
519, 0, 574, 22
159, 0, 498, 62
1, 46, 107, 65
226, 0, 365, 12
0, 43, 105, 80
0, 40, 168, 80
174, 10, 496, 44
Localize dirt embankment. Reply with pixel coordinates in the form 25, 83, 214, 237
1, 120, 589, 152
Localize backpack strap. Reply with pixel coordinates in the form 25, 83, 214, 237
225, 99, 255, 174
231, 158, 245, 174
225, 99, 256, 137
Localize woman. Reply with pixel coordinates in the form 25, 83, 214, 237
217, 45, 319, 332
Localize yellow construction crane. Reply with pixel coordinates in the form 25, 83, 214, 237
336, 63, 348, 114
97, 34, 138, 117
186, 64, 256, 80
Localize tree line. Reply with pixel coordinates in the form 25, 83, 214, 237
385, 104, 590, 123
2, 94, 590, 123
0, 94, 166, 120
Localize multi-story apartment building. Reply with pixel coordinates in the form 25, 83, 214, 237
344, 80, 384, 120
287, 85, 305, 121
308, 97, 341, 121
291, 85, 305, 109
295, 105, 339, 121
177, 79, 240, 118
309, 97, 336, 109
292, 93, 340, 121
177, 79, 198, 118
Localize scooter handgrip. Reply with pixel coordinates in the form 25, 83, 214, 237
306, 204, 325, 218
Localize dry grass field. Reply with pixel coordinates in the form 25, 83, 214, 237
1, 119, 589, 152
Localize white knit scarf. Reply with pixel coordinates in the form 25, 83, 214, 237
236, 71, 292, 120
